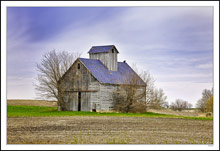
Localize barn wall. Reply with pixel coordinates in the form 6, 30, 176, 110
88, 81, 100, 111
99, 84, 117, 111
59, 59, 100, 111
98, 84, 146, 112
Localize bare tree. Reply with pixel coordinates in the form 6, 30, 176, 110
138, 70, 167, 110
112, 65, 167, 113
113, 72, 147, 113
148, 88, 167, 109
170, 99, 192, 111
196, 88, 213, 112
163, 101, 169, 109
139, 71, 155, 106
35, 50, 81, 110
187, 103, 193, 109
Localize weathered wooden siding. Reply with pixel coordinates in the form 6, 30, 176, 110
89, 48, 117, 71
98, 84, 146, 111
59, 59, 100, 111
88, 81, 100, 111
99, 84, 117, 111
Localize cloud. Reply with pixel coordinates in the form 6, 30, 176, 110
197, 63, 213, 69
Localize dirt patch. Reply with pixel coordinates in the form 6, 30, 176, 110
7, 99, 57, 107
7, 116, 213, 144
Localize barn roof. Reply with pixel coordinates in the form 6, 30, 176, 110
88, 45, 119, 54
79, 58, 145, 86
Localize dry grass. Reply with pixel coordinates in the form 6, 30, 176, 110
148, 109, 212, 118
7, 99, 57, 107
147, 109, 201, 117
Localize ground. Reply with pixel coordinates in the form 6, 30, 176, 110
148, 109, 208, 117
7, 99, 57, 107
7, 100, 213, 144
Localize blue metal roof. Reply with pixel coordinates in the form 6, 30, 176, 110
88, 45, 118, 54
79, 58, 145, 85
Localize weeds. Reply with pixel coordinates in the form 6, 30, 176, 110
106, 134, 130, 144
189, 136, 196, 144
188, 136, 213, 144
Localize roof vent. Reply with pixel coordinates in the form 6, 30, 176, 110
123, 60, 126, 63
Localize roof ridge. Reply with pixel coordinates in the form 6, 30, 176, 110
80, 58, 128, 64
79, 57, 100, 61
88, 45, 119, 54
92, 45, 114, 47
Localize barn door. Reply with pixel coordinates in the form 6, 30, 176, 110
78, 92, 81, 111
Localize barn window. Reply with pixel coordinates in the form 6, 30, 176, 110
112, 49, 114, 53
77, 63, 80, 69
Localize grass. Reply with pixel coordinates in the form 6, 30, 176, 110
7, 105, 213, 120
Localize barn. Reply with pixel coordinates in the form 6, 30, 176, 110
58, 45, 146, 111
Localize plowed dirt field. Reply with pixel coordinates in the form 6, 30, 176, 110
7, 116, 213, 144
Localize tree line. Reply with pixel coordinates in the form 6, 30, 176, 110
196, 88, 213, 113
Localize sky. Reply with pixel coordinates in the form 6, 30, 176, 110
7, 7, 213, 107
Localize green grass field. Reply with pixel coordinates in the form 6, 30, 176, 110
7, 105, 213, 120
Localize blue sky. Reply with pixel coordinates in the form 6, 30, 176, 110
7, 7, 213, 106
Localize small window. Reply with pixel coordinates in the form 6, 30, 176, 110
77, 63, 80, 69
112, 49, 114, 53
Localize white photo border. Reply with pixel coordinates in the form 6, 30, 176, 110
1, 1, 219, 150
